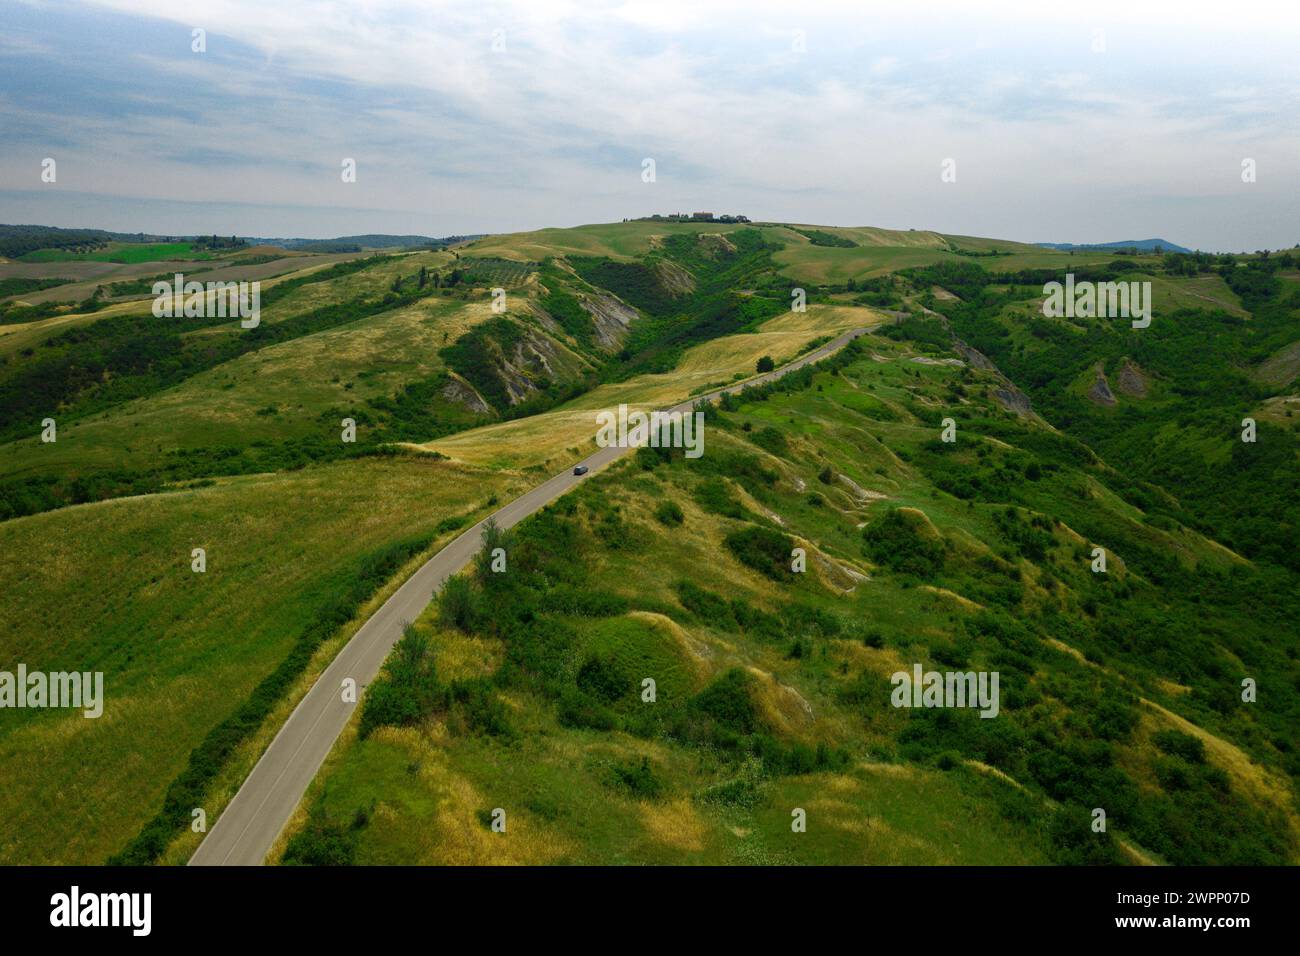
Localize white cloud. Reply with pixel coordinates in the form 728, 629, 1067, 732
1, 0, 1296, 248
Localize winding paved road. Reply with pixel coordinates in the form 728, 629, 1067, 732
189, 325, 872, 865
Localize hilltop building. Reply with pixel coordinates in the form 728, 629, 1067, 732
634, 212, 751, 224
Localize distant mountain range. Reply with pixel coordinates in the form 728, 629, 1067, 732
1035, 238, 1193, 254
246, 234, 485, 252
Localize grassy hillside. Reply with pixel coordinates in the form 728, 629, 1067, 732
281, 326, 1298, 866
0, 456, 521, 864
462, 219, 1115, 286
0, 222, 867, 862
1, 219, 1295, 866
0, 296, 497, 482
420, 303, 875, 470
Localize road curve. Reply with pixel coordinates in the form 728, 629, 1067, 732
189, 325, 872, 865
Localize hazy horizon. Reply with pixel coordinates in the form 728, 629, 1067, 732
3, 0, 1298, 252
0, 198, 1227, 252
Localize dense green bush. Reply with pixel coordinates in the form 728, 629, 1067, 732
577, 655, 631, 704
748, 425, 788, 456
794, 229, 855, 248
448, 678, 514, 737
557, 687, 618, 731
862, 509, 946, 577
693, 477, 748, 519
724, 525, 796, 581
1047, 805, 1123, 865
690, 669, 762, 736
608, 757, 665, 799
439, 575, 479, 632
1152, 729, 1206, 764
654, 499, 685, 526
281, 805, 371, 867
359, 626, 444, 738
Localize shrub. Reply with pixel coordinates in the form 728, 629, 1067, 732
1154, 758, 1193, 791
724, 525, 796, 582
862, 509, 946, 578
1153, 729, 1206, 764
557, 686, 618, 730
282, 807, 371, 866
449, 678, 513, 737
359, 626, 445, 738
691, 668, 762, 735
609, 757, 665, 799
576, 655, 631, 704
749, 425, 789, 457
675, 580, 736, 625
693, 477, 748, 519
782, 602, 842, 638
474, 518, 513, 587
1047, 804, 1123, 865
439, 575, 479, 632
654, 499, 685, 526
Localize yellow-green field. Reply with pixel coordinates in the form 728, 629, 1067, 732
0, 296, 495, 481
0, 456, 521, 864
0, 249, 450, 358
464, 220, 750, 261
464, 219, 1101, 286
419, 303, 882, 470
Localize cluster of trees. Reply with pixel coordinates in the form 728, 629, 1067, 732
190, 234, 247, 251
847, 275, 905, 308
0, 225, 114, 259
920, 254, 1298, 574
438, 317, 533, 412
794, 228, 856, 248
571, 257, 679, 315
0, 276, 70, 298
948, 246, 1009, 258
0, 278, 77, 325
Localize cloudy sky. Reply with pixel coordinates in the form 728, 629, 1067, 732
1, 0, 1297, 250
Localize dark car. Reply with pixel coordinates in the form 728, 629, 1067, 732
573, 464, 589, 476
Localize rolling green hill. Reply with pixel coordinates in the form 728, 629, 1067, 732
279, 306, 1299, 866
0, 219, 1296, 866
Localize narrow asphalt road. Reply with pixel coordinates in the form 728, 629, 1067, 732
189, 325, 872, 865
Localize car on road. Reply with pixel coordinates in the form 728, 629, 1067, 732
573, 465, 589, 476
